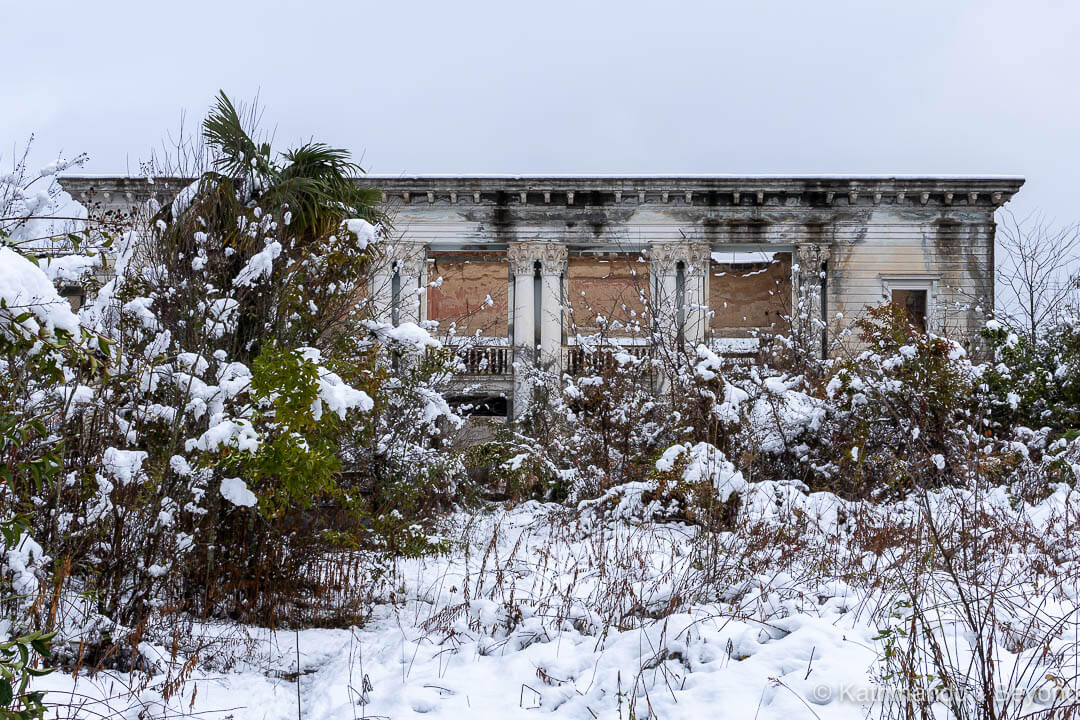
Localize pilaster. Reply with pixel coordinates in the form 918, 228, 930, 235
507, 241, 568, 419
792, 242, 831, 358
649, 241, 710, 347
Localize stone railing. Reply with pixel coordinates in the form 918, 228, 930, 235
439, 337, 761, 380
563, 345, 652, 376
454, 344, 512, 376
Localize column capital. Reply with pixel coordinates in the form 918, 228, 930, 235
508, 241, 567, 276
649, 240, 710, 276
537, 243, 567, 276
507, 242, 537, 276
794, 242, 830, 270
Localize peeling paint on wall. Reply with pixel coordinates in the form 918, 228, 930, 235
426, 252, 509, 338
709, 253, 792, 337
566, 255, 650, 336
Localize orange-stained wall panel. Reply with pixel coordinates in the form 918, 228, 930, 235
426, 253, 508, 338
566, 255, 650, 336
709, 252, 792, 336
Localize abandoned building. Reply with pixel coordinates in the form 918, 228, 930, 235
59, 174, 1024, 419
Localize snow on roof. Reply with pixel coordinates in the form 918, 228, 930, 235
60, 172, 1027, 182
357, 172, 1027, 181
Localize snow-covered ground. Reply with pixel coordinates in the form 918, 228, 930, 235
33, 476, 1080, 719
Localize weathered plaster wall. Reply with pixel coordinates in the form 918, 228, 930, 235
709, 253, 792, 337
59, 175, 1022, 354
566, 255, 650, 336
829, 208, 996, 342
426, 252, 509, 338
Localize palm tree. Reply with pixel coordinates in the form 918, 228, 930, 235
200, 92, 381, 237
140, 93, 387, 620
152, 91, 384, 361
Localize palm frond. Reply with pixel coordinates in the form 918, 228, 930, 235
202, 91, 271, 179
269, 143, 381, 235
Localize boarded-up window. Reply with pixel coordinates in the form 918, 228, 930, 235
426, 252, 508, 338
566, 255, 650, 336
709, 251, 791, 337
892, 289, 927, 332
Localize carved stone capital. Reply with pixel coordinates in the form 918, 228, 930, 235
537, 243, 568, 276
650, 241, 710, 276
794, 243, 830, 271
649, 242, 681, 276
507, 243, 535, 276
683, 242, 711, 277
508, 241, 568, 276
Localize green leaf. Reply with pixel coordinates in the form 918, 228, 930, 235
29, 638, 50, 656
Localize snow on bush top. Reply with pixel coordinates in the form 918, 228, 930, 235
656, 441, 748, 502
345, 218, 378, 249
0, 246, 80, 336
219, 477, 257, 508
298, 347, 375, 419
233, 240, 282, 287
40, 253, 103, 284
366, 320, 440, 350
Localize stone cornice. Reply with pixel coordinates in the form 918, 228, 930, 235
352, 176, 1025, 209
60, 174, 1024, 211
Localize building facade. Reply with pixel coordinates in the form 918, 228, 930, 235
60, 174, 1024, 419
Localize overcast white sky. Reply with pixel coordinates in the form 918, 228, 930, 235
4, 0, 1079, 223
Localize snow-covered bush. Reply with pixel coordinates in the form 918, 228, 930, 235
461, 430, 560, 504
335, 334, 467, 557
0, 95, 472, 644
509, 299, 1072, 513
0, 245, 81, 615
0, 232, 83, 719
979, 317, 1080, 442
712, 305, 1030, 500
799, 304, 990, 497
516, 339, 684, 502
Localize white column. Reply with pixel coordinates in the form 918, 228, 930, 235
538, 244, 567, 370
508, 242, 568, 418
508, 243, 537, 418
395, 242, 427, 325
793, 242, 830, 359
683, 243, 710, 347
651, 241, 710, 347
373, 241, 427, 325
650, 242, 682, 345
371, 269, 394, 324
509, 244, 536, 363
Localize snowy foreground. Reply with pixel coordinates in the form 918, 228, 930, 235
35, 478, 1080, 719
